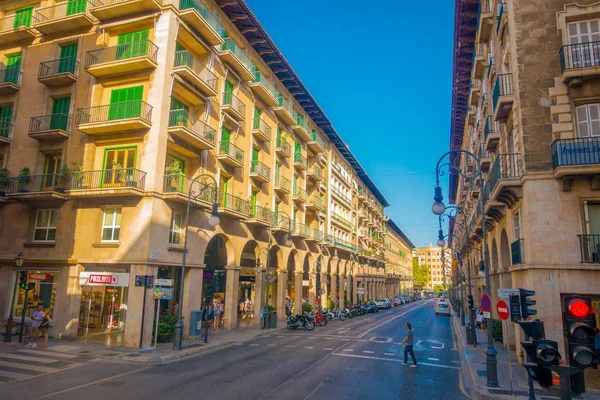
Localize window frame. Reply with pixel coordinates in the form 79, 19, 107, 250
101, 206, 122, 243
169, 212, 184, 246
33, 209, 58, 242
575, 103, 600, 138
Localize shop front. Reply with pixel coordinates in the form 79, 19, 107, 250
6, 270, 59, 324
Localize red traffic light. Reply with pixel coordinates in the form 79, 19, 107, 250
568, 300, 590, 318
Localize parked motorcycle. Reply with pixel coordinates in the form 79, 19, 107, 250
313, 310, 327, 327
286, 311, 315, 331
342, 307, 354, 319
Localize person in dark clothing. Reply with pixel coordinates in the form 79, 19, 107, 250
401, 322, 417, 367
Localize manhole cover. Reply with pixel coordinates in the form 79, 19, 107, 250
99, 380, 126, 387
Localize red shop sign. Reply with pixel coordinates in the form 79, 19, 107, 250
28, 273, 51, 281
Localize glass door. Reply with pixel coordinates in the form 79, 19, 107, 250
103, 147, 136, 187
43, 154, 61, 189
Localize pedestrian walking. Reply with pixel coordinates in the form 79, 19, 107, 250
26, 306, 46, 348
172, 300, 180, 316
214, 302, 223, 330
401, 322, 417, 367
40, 309, 51, 349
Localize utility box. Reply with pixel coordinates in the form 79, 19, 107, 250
189, 311, 203, 337
466, 324, 476, 345
269, 312, 277, 329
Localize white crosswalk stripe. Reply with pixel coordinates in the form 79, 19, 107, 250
0, 349, 90, 385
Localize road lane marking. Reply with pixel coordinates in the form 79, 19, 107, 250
0, 369, 33, 380
323, 348, 333, 351
342, 349, 354, 352
303, 380, 324, 400
267, 344, 277, 347
356, 301, 429, 339
0, 353, 58, 364
331, 353, 460, 369
0, 360, 63, 373
303, 347, 314, 350
384, 353, 395, 356
20, 350, 78, 359
285, 345, 296, 348
427, 357, 440, 361
452, 360, 461, 364
363, 351, 374, 354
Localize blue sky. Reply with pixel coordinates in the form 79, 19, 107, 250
245, 0, 455, 248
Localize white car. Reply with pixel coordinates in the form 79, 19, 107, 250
374, 299, 390, 309
435, 301, 451, 316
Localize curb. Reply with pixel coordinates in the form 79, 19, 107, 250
451, 312, 482, 400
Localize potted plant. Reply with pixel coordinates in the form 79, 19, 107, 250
301, 303, 313, 313
492, 318, 503, 343
326, 299, 335, 310
0, 168, 9, 196
154, 314, 179, 343
176, 111, 186, 127
70, 163, 85, 189
55, 164, 70, 193
124, 168, 137, 188
111, 161, 125, 185
165, 161, 182, 192
17, 167, 31, 192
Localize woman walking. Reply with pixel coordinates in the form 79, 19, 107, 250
40, 309, 51, 349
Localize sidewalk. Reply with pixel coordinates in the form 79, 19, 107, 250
0, 324, 285, 364
451, 312, 600, 400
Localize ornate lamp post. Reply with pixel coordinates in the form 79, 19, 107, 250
174, 175, 220, 350
3, 253, 24, 343
432, 149, 498, 388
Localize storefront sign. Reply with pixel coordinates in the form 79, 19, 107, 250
155, 279, 173, 287
302, 280, 309, 287
28, 273, 51, 281
153, 287, 173, 300
80, 272, 130, 287
357, 287, 365, 295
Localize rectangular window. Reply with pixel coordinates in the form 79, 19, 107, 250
169, 212, 183, 245
102, 207, 121, 242
13, 7, 33, 28
0, 105, 13, 139
34, 209, 58, 242
116, 29, 150, 60
575, 104, 600, 138
513, 211, 521, 240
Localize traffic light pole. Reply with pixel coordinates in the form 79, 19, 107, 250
18, 286, 31, 343
2, 278, 19, 342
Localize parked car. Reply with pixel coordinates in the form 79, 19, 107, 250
435, 301, 451, 316
402, 295, 411, 304
383, 298, 393, 308
374, 299, 390, 309
392, 298, 402, 306
366, 302, 379, 313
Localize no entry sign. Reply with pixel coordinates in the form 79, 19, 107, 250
496, 300, 509, 320
481, 294, 492, 312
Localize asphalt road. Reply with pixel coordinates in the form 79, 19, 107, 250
0, 299, 470, 400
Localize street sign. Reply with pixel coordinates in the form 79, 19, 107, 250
153, 287, 173, 300
483, 311, 491, 319
155, 278, 173, 287
498, 288, 520, 298
481, 293, 492, 312
497, 299, 509, 320
135, 275, 153, 288
80, 272, 130, 287
357, 287, 365, 295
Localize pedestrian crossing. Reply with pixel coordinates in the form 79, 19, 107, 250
0, 348, 92, 385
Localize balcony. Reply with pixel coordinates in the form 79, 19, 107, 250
173, 50, 218, 100
6, 174, 68, 201
177, 0, 224, 46
307, 131, 326, 153
218, 141, 244, 168
492, 73, 514, 122
218, 37, 255, 81
0, 122, 14, 144
357, 187, 367, 202
218, 192, 248, 220
89, 0, 162, 21
273, 95, 296, 126
291, 112, 311, 142
34, 1, 96, 35
293, 152, 307, 170
274, 174, 290, 194
324, 235, 357, 253
275, 136, 291, 158
247, 205, 274, 227
84, 40, 158, 77
252, 117, 271, 142
578, 234, 600, 263
486, 153, 522, 214
331, 186, 351, 208
249, 68, 278, 106
550, 137, 600, 179
249, 160, 270, 183
476, 0, 493, 43
559, 41, 600, 85
28, 114, 71, 140
473, 43, 486, 79
292, 186, 306, 203
511, 238, 524, 265
331, 212, 352, 230
0, 14, 38, 45
162, 174, 216, 207
76, 100, 153, 135
221, 91, 246, 121
38, 58, 79, 87
0, 69, 22, 95
167, 109, 215, 151
67, 168, 146, 197
496, 1, 508, 38
484, 116, 500, 153
478, 146, 492, 172
292, 222, 310, 239
307, 195, 324, 211
309, 228, 323, 242
468, 79, 481, 106
306, 165, 323, 182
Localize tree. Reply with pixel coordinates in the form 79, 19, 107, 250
433, 284, 444, 292
412, 258, 430, 290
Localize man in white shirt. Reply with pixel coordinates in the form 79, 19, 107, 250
27, 306, 45, 348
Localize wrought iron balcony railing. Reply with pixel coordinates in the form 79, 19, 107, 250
578, 234, 600, 263
29, 114, 72, 133
274, 174, 290, 191
76, 100, 153, 124
293, 186, 307, 201
168, 109, 216, 144
222, 90, 246, 115
252, 117, 272, 140
251, 68, 277, 98
85, 39, 159, 67
218, 192, 249, 214
492, 73, 513, 111
69, 168, 147, 190
162, 174, 216, 202
173, 50, 218, 92
560, 41, 600, 71
551, 137, 600, 169
487, 153, 521, 193
218, 141, 244, 163
34, 1, 95, 23
0, 121, 14, 141
331, 212, 352, 228
178, 0, 223, 35
250, 160, 270, 178
276, 136, 291, 154
249, 204, 274, 224
39, 58, 79, 78
221, 37, 254, 73
0, 68, 22, 85
294, 152, 307, 167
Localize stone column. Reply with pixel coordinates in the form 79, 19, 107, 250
277, 269, 287, 321
321, 273, 327, 306
353, 277, 358, 304
253, 267, 266, 326
346, 274, 351, 305
330, 273, 337, 306
53, 264, 83, 340
309, 272, 317, 306
182, 266, 205, 338
223, 266, 240, 330
338, 274, 345, 307
294, 271, 303, 314
124, 264, 156, 349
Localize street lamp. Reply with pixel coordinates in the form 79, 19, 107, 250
432, 149, 498, 388
3, 253, 24, 343
174, 174, 219, 351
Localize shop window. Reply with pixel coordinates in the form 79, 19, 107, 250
34, 209, 58, 242
10, 271, 57, 319
169, 212, 183, 245
102, 207, 121, 242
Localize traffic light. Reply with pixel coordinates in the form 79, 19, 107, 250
564, 296, 597, 369
467, 294, 474, 310
18, 271, 27, 290
519, 288, 537, 319
509, 294, 521, 322
518, 321, 560, 388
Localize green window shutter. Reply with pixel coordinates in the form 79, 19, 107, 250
108, 86, 144, 120
221, 32, 229, 51
116, 30, 149, 60
274, 201, 279, 224
223, 80, 233, 105
275, 163, 280, 177
296, 113, 304, 126
58, 44, 78, 74
252, 147, 259, 162
50, 97, 71, 130
5, 54, 22, 84
0, 106, 13, 139
220, 127, 231, 154
13, 8, 33, 28
175, 42, 186, 52
169, 97, 190, 126
294, 141, 302, 154
253, 107, 261, 130
251, 192, 257, 214
66, 0, 87, 16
